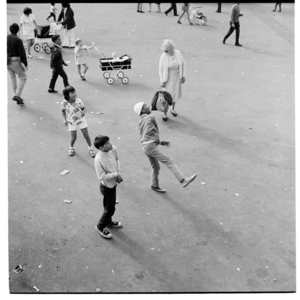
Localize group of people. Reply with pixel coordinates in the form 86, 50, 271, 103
9, 2, 282, 240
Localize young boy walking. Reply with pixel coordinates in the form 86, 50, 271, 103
46, 3, 57, 21
48, 34, 70, 93
94, 135, 123, 239
134, 102, 197, 193
61, 85, 96, 157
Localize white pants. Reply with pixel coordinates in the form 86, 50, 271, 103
62, 27, 75, 47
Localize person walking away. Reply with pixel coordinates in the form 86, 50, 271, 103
94, 135, 123, 239
165, 3, 178, 16
273, 3, 281, 12
61, 85, 96, 157
57, 3, 76, 48
215, 3, 221, 13
47, 3, 57, 21
134, 102, 197, 193
19, 7, 40, 58
74, 38, 94, 81
137, 3, 144, 13
159, 39, 186, 121
48, 34, 70, 93
223, 3, 243, 46
7, 23, 28, 105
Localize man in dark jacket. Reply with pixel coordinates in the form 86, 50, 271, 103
7, 23, 28, 105
57, 3, 76, 48
48, 35, 70, 93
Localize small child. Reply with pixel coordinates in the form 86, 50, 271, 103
61, 85, 96, 157
46, 3, 57, 21
74, 38, 94, 81
134, 102, 197, 192
94, 135, 123, 239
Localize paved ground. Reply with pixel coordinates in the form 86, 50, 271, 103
6, 3, 295, 294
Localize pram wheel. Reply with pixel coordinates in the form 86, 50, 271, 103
103, 72, 110, 79
42, 42, 49, 49
117, 71, 124, 79
34, 44, 41, 52
44, 46, 51, 54
107, 77, 114, 85
122, 77, 129, 84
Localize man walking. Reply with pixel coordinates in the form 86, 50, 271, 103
223, 3, 243, 46
7, 23, 28, 105
165, 3, 178, 16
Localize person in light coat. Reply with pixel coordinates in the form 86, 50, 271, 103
159, 39, 186, 121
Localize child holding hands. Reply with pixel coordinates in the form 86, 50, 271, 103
74, 38, 94, 81
61, 85, 96, 157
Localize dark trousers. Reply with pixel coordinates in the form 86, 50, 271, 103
97, 184, 116, 230
223, 21, 240, 44
47, 12, 56, 21
216, 3, 221, 12
49, 67, 69, 90
165, 3, 177, 15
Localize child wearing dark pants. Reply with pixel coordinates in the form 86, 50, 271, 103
48, 34, 70, 93
94, 135, 123, 239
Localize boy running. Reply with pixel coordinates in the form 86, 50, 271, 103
94, 135, 123, 239
134, 102, 197, 192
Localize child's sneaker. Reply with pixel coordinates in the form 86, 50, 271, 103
181, 174, 197, 188
95, 226, 112, 239
69, 148, 75, 156
89, 149, 96, 158
107, 221, 122, 228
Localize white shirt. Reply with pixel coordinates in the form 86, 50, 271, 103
19, 14, 36, 39
94, 146, 121, 188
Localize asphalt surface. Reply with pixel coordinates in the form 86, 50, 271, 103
6, 2, 295, 294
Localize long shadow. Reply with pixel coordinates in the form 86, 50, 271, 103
162, 114, 278, 165
107, 229, 189, 291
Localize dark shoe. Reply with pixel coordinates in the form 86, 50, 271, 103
174, 14, 179, 16
12, 96, 24, 105
151, 186, 166, 193
62, 46, 68, 48
272, 9, 276, 12
81, 75, 86, 81
181, 174, 197, 188
162, 115, 168, 121
278, 9, 281, 12
215, 10, 221, 13
165, 12, 168, 16
171, 110, 177, 117
177, 20, 181, 24
95, 226, 112, 239
140, 11, 145, 13
48, 89, 58, 93
235, 43, 243, 47
223, 39, 226, 44
107, 221, 122, 228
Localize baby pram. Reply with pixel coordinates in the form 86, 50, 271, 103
33, 23, 63, 54
99, 53, 132, 85
190, 9, 207, 25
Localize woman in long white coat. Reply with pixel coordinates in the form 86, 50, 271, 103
159, 39, 186, 121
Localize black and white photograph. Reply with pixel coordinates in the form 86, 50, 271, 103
4, 0, 297, 295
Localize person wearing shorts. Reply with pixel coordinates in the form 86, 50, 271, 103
61, 85, 96, 157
